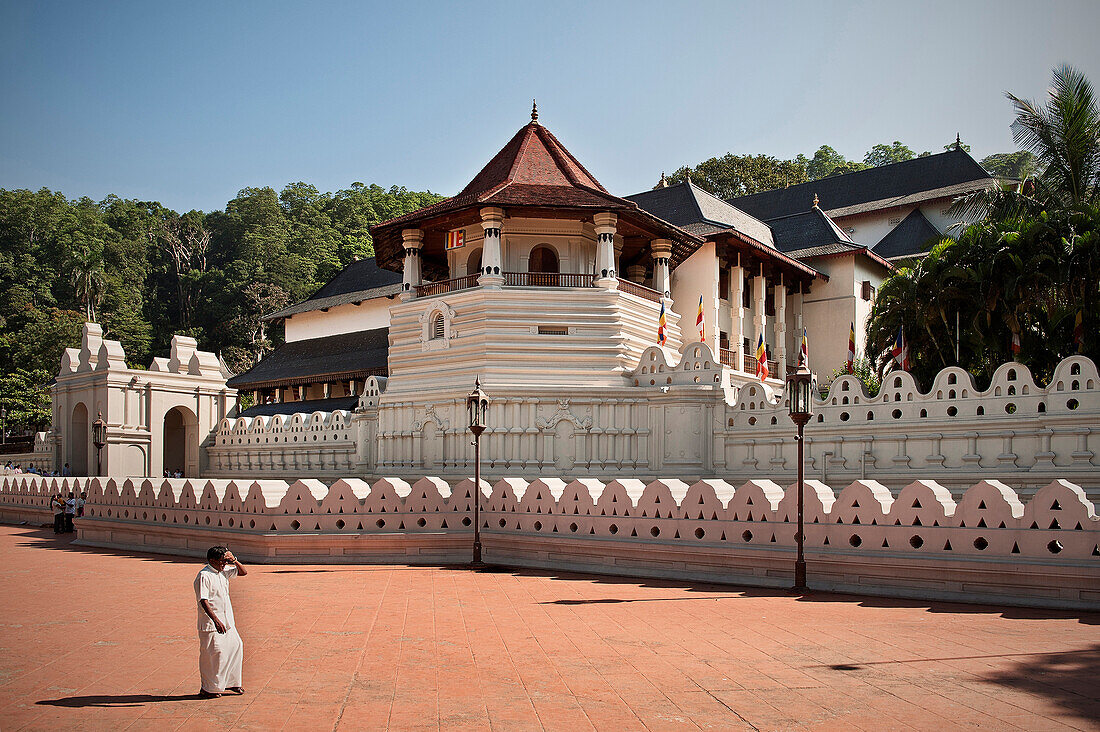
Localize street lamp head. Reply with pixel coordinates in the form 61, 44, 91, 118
787, 363, 816, 422
92, 411, 108, 450
466, 377, 489, 436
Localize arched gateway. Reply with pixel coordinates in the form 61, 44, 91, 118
163, 406, 199, 477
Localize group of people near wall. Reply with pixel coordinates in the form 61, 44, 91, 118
51, 490, 86, 534
3, 461, 71, 477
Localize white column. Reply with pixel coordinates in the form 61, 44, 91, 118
775, 277, 788, 381
399, 228, 424, 301
479, 206, 505, 289
594, 212, 618, 289
753, 266, 767, 363
731, 256, 745, 370
651, 239, 672, 299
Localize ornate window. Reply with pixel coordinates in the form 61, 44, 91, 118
419, 302, 456, 352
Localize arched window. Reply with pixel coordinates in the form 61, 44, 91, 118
529, 246, 559, 274
431, 313, 444, 340
466, 248, 482, 277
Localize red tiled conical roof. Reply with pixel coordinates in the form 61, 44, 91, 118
370, 115, 702, 277
457, 121, 607, 198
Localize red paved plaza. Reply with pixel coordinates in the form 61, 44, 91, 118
0, 524, 1097, 731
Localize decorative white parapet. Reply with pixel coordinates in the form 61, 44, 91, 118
2, 473, 1097, 610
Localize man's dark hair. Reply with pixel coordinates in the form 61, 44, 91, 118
207, 546, 229, 562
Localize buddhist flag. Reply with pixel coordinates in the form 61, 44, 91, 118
755, 333, 769, 381
657, 300, 667, 346
446, 230, 465, 250
1011, 331, 1021, 357
846, 322, 856, 374
891, 325, 911, 371
1074, 311, 1084, 353
798, 327, 808, 367
696, 294, 705, 343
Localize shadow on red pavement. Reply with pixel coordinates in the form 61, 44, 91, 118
984, 644, 1100, 722
37, 693, 204, 707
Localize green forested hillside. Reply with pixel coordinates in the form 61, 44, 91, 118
0, 183, 444, 431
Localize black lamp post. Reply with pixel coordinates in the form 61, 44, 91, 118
466, 377, 489, 567
91, 412, 107, 476
787, 363, 815, 591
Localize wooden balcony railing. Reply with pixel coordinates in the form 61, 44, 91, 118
415, 274, 480, 297
617, 279, 664, 303
721, 348, 785, 379
503, 272, 595, 288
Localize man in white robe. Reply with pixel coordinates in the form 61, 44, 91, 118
195, 546, 248, 697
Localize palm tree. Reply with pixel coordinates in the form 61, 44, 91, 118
955, 65, 1100, 220
69, 247, 106, 322
1010, 65, 1100, 208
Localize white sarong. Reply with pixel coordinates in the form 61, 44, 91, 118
198, 627, 244, 693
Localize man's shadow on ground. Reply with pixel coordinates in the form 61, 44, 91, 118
37, 693, 204, 708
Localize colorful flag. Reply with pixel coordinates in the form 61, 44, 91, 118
1011, 331, 1021, 357
445, 230, 465, 250
657, 300, 667, 346
1074, 311, 1084, 353
847, 322, 856, 374
891, 325, 911, 371
798, 327, 808, 367
755, 333, 769, 381
696, 294, 705, 343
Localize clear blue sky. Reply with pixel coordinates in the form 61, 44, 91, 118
2, 0, 1099, 213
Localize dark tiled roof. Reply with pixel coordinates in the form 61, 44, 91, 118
308, 257, 402, 300
238, 396, 360, 418
626, 181, 775, 248
765, 207, 856, 254
871, 208, 944, 260
263, 258, 402, 321
730, 149, 994, 221
226, 328, 389, 390
767, 207, 894, 271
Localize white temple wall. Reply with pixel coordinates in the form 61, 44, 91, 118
283, 298, 391, 342
3, 474, 1095, 610
670, 243, 719, 352
384, 285, 682, 395
500, 217, 596, 275
205, 348, 1099, 495
800, 256, 861, 375
49, 324, 236, 478
838, 199, 955, 251
838, 208, 911, 248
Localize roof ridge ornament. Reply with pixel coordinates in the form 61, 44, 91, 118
813, 193, 820, 208
531, 99, 539, 125
955, 132, 962, 151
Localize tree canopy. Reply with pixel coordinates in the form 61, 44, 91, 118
0, 182, 443, 435
867, 65, 1100, 388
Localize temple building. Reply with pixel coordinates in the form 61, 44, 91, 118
226, 257, 397, 410
39, 108, 1100, 485
232, 107, 916, 412
731, 145, 996, 261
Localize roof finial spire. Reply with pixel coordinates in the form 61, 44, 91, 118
531, 99, 539, 125
955, 132, 961, 150
659, 172, 668, 188
813, 192, 819, 208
